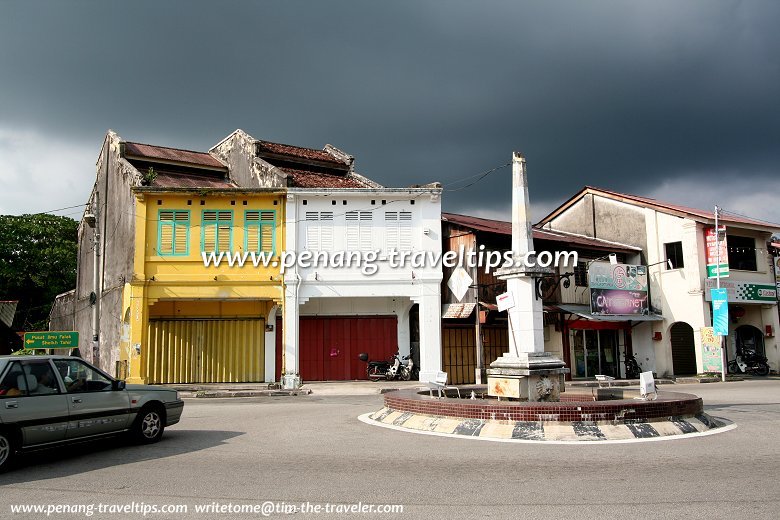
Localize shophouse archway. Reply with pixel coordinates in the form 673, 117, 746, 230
735, 324, 765, 356
670, 322, 697, 375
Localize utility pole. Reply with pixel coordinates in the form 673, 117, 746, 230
715, 205, 726, 382
92, 191, 101, 367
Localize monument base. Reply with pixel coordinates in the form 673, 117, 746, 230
486, 352, 569, 402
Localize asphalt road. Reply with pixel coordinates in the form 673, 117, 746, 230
1, 380, 778, 519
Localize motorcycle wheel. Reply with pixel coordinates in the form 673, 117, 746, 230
401, 368, 412, 381
751, 363, 770, 377
727, 360, 739, 374
367, 366, 383, 381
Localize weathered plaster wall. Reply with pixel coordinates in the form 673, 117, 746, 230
592, 196, 648, 256
48, 289, 75, 332
210, 130, 286, 188
73, 131, 139, 374
547, 195, 595, 237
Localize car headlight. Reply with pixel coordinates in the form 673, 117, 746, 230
175, 391, 180, 401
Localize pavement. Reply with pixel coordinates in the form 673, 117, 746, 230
164, 375, 772, 398
165, 380, 424, 398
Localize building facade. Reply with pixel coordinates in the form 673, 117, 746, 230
440, 213, 645, 384
56, 129, 443, 384
283, 188, 443, 385
537, 187, 780, 376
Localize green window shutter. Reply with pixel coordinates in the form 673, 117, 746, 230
245, 210, 275, 254
202, 210, 232, 252
202, 211, 218, 252
174, 212, 189, 255
158, 210, 189, 256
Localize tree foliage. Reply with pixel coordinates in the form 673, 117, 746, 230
0, 214, 78, 330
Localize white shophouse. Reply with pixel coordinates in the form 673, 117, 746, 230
537, 187, 780, 376
283, 188, 443, 386
210, 130, 443, 385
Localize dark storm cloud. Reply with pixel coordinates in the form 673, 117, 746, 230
1, 0, 778, 221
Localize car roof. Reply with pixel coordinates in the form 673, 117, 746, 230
0, 355, 80, 361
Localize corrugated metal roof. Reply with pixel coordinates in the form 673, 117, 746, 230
124, 142, 226, 170
256, 140, 346, 165
556, 304, 664, 322
442, 303, 476, 319
441, 212, 641, 251
152, 172, 237, 189
280, 167, 372, 188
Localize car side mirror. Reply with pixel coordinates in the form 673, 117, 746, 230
112, 380, 126, 391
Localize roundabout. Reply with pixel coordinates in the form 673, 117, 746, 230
359, 386, 736, 443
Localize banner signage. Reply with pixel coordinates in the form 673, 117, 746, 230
705, 226, 729, 278
710, 288, 729, 336
700, 326, 723, 372
588, 262, 649, 315
704, 279, 777, 304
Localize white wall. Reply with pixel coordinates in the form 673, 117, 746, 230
283, 189, 443, 383
643, 208, 778, 375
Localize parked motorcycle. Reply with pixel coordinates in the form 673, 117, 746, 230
359, 352, 416, 381
624, 352, 642, 379
728, 347, 770, 376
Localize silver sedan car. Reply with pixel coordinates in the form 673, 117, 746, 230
0, 355, 184, 472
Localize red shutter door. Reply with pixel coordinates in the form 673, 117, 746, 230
298, 316, 398, 381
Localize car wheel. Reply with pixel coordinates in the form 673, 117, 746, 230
132, 405, 165, 444
0, 430, 15, 473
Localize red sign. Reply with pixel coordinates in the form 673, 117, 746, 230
705, 226, 729, 278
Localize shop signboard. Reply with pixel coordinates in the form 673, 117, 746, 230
710, 288, 729, 336
704, 279, 777, 304
700, 326, 723, 371
705, 226, 729, 278
588, 262, 649, 315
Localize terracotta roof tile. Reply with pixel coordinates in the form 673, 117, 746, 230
256, 140, 345, 165
281, 167, 371, 188
124, 142, 226, 170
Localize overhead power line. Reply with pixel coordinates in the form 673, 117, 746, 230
444, 162, 511, 192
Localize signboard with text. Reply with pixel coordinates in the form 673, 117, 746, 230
588, 262, 649, 315
704, 279, 777, 304
700, 326, 723, 372
496, 292, 515, 312
23, 331, 79, 349
705, 226, 729, 278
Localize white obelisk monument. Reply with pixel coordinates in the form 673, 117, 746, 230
487, 152, 568, 401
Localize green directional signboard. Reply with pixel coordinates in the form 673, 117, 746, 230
23, 331, 79, 349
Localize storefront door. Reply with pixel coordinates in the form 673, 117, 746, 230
570, 329, 619, 378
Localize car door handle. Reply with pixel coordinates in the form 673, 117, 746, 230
71, 397, 83, 404
4, 401, 18, 409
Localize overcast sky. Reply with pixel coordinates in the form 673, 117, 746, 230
1, 0, 778, 225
